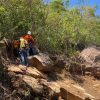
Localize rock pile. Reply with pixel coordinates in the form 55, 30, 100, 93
2, 49, 100, 99
6, 64, 96, 100
80, 47, 100, 78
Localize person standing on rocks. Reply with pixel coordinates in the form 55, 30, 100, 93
19, 37, 28, 67
23, 31, 38, 56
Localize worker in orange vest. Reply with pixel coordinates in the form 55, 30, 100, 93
23, 31, 38, 56
13, 40, 20, 57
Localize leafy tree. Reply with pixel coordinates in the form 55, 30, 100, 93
0, 0, 99, 55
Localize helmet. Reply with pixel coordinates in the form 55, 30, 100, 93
27, 31, 31, 35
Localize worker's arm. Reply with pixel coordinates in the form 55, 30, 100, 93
31, 35, 36, 44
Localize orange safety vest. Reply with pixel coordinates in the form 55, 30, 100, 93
22, 34, 35, 43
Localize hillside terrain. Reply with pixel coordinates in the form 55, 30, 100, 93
0, 47, 100, 100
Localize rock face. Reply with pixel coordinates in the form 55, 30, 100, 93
6, 64, 61, 99
50, 55, 67, 73
7, 65, 46, 78
22, 75, 43, 93
58, 80, 95, 100
80, 47, 100, 78
80, 47, 100, 63
4, 63, 99, 100
28, 53, 54, 72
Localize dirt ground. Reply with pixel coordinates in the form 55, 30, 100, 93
56, 71, 100, 100
0, 65, 100, 100
81, 76, 100, 100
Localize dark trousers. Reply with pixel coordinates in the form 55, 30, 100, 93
19, 48, 28, 66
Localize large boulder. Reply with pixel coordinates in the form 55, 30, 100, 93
80, 46, 100, 78
22, 75, 43, 93
59, 83, 95, 100
28, 53, 54, 72
80, 46, 100, 63
7, 65, 60, 98
7, 65, 46, 79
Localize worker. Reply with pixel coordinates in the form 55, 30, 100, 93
19, 37, 28, 67
13, 39, 20, 57
23, 31, 38, 56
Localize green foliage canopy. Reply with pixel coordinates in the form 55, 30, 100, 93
0, 0, 100, 54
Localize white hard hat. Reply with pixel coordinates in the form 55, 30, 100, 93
27, 31, 31, 35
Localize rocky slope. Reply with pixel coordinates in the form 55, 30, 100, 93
0, 47, 100, 100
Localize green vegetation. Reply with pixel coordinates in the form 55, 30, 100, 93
0, 0, 100, 54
